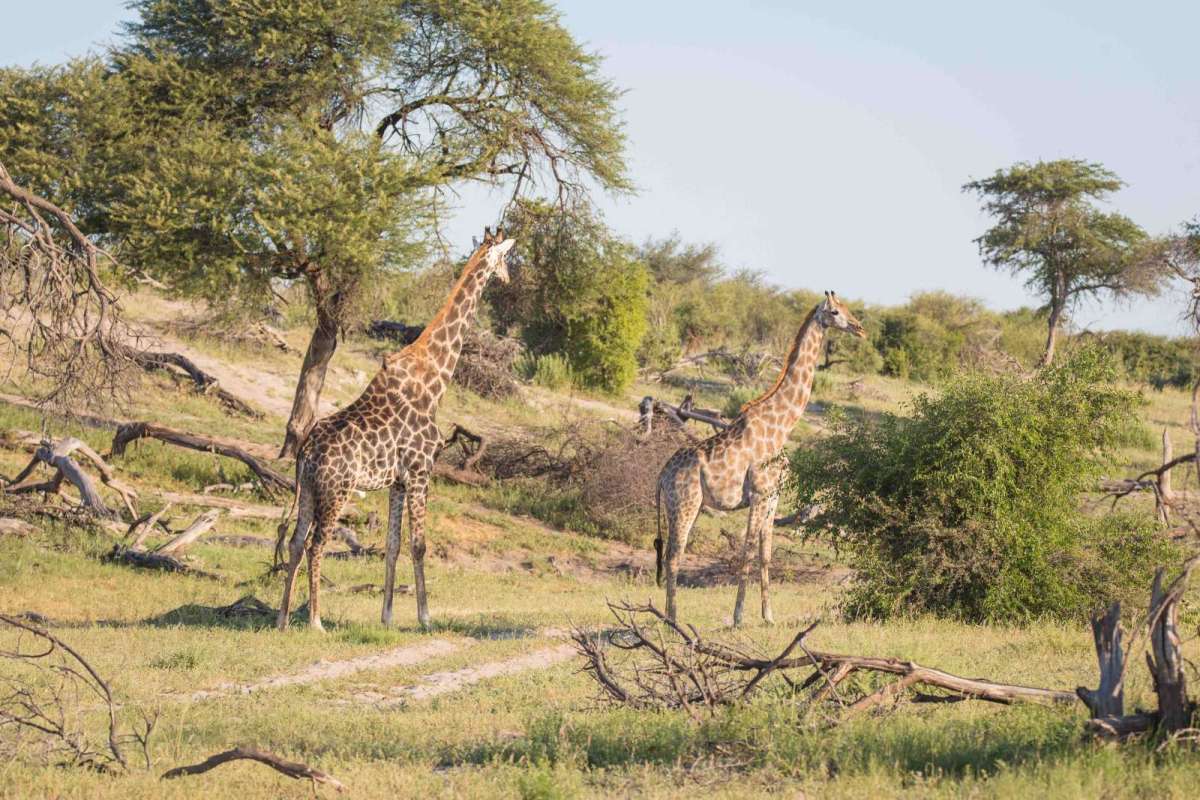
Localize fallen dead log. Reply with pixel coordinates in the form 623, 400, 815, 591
155, 510, 222, 556
162, 746, 345, 792
111, 422, 293, 495
126, 502, 173, 551
157, 491, 282, 520
434, 424, 491, 485
575, 602, 1075, 716
638, 394, 729, 437
104, 545, 223, 581
5, 437, 137, 518
116, 345, 263, 418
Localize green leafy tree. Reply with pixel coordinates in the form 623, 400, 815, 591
964, 160, 1167, 366
492, 201, 648, 393
1, 0, 628, 456
790, 347, 1176, 623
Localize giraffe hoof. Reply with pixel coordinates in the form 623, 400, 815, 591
310, 618, 325, 632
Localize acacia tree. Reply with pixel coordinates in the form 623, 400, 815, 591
0, 0, 628, 457
964, 160, 1167, 366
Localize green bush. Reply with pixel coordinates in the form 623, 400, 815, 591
491, 200, 649, 394
789, 347, 1177, 623
518, 352, 576, 391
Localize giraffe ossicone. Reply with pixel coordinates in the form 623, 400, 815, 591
655, 292, 866, 626
276, 228, 515, 632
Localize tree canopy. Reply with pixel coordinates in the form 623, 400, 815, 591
0, 0, 629, 453
963, 159, 1167, 365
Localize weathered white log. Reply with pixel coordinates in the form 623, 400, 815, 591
1076, 602, 1124, 718
127, 502, 173, 551
155, 510, 222, 556
1147, 561, 1194, 733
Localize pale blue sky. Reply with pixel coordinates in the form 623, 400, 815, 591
8, 1, 1199, 334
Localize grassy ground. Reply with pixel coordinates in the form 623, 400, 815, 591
0, 311, 1197, 798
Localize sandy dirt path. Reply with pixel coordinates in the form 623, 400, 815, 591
187, 639, 460, 701
348, 643, 578, 708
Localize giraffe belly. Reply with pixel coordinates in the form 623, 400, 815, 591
699, 470, 751, 512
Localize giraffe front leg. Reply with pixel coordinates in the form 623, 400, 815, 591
731, 500, 758, 628
306, 538, 326, 632
381, 482, 406, 628
407, 473, 432, 630
757, 493, 780, 625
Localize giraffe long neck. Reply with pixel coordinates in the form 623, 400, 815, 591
746, 307, 826, 432
407, 252, 491, 407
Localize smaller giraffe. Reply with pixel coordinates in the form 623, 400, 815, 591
654, 292, 866, 625
276, 229, 515, 631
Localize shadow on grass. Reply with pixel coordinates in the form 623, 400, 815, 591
450, 704, 1088, 781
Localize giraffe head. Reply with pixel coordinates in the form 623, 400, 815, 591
480, 227, 516, 284
816, 291, 867, 338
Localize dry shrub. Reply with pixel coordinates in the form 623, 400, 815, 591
366, 321, 521, 399
571, 416, 694, 542
455, 328, 522, 398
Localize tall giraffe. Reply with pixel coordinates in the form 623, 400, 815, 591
655, 292, 866, 625
276, 229, 515, 631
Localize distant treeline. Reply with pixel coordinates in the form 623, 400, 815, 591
379, 230, 1194, 393
632, 237, 1196, 390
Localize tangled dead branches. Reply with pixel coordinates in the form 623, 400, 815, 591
574, 602, 1076, 721
0, 614, 155, 772
0, 162, 139, 408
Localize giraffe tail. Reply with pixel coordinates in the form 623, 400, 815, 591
654, 482, 664, 587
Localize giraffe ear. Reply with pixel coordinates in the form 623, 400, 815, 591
483, 227, 493, 245
495, 227, 505, 242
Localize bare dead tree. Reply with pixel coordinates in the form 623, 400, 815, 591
0, 162, 139, 409
0, 614, 155, 772
1078, 556, 1199, 738
3, 436, 137, 519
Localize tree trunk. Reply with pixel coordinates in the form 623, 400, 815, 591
1039, 272, 1067, 367
280, 307, 339, 459
1040, 302, 1063, 367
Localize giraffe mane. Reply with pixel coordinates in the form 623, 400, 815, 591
739, 304, 820, 414
402, 243, 490, 358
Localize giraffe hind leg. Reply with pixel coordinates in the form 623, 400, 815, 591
663, 479, 702, 623
305, 499, 342, 632
276, 487, 313, 631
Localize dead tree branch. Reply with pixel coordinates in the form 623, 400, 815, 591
0, 614, 155, 772
4, 437, 136, 519
162, 746, 345, 792
0, 162, 140, 408
111, 422, 293, 496
115, 345, 262, 418
574, 602, 1075, 717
